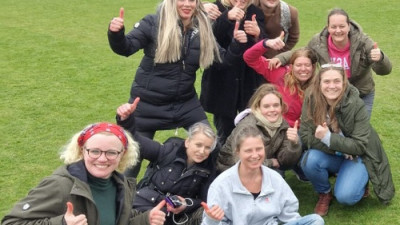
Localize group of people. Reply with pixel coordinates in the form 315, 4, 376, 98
2, 0, 395, 225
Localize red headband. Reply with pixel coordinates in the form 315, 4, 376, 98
77, 123, 128, 148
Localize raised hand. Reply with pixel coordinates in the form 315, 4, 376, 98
228, 1, 245, 21
116, 97, 140, 121
315, 122, 329, 140
233, 21, 247, 43
244, 14, 260, 39
149, 200, 166, 225
64, 202, 88, 225
204, 2, 221, 21
201, 202, 224, 221
370, 42, 382, 62
287, 120, 299, 144
264, 31, 285, 51
109, 7, 125, 32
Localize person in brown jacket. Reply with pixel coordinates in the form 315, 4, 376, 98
252, 0, 300, 58
216, 84, 302, 175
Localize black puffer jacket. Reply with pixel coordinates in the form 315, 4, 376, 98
108, 13, 245, 115
117, 116, 218, 214
200, 2, 266, 117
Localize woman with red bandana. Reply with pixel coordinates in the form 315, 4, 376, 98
1, 123, 167, 225
108, 0, 247, 178
272, 8, 392, 117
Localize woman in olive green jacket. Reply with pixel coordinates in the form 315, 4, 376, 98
299, 64, 394, 216
217, 84, 301, 174
1, 123, 166, 225
274, 8, 392, 117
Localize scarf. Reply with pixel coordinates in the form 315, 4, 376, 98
253, 109, 283, 137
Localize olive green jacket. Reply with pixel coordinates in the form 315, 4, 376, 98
1, 161, 150, 225
300, 85, 395, 203
275, 20, 392, 97
217, 113, 301, 173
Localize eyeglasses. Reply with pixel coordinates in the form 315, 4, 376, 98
85, 148, 122, 160
320, 63, 343, 69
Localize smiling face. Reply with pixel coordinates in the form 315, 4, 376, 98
83, 133, 124, 179
185, 132, 214, 166
177, 0, 196, 25
292, 56, 314, 84
328, 14, 350, 47
238, 136, 265, 170
320, 69, 344, 105
258, 93, 282, 123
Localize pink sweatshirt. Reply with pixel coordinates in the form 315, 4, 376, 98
244, 40, 302, 127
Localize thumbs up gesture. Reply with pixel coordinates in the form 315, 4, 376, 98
228, 1, 245, 21
315, 122, 329, 140
201, 202, 225, 221
370, 42, 382, 62
117, 97, 140, 121
244, 14, 260, 39
64, 202, 88, 225
287, 120, 299, 144
109, 7, 125, 32
233, 21, 247, 43
149, 200, 166, 225
264, 31, 285, 51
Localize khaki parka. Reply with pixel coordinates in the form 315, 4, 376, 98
275, 20, 392, 97
217, 113, 302, 173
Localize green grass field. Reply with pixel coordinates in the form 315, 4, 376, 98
1, 0, 399, 224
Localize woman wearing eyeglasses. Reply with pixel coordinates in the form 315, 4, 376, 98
272, 8, 392, 117
299, 64, 394, 216
1, 123, 167, 225
116, 98, 223, 225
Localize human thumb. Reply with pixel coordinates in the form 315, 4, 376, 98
155, 200, 166, 210
119, 7, 124, 19
252, 14, 256, 22
373, 42, 378, 49
293, 120, 299, 130
279, 31, 285, 40
235, 0, 241, 8
322, 122, 327, 128
66, 202, 74, 216
234, 21, 239, 33
201, 202, 210, 212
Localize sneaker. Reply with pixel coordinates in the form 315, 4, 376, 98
314, 192, 333, 216
292, 166, 309, 182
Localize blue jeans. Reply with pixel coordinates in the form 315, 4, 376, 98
301, 149, 368, 205
361, 91, 375, 118
285, 214, 324, 225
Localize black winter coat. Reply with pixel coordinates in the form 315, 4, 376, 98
108, 14, 245, 130
200, 3, 266, 117
117, 116, 218, 214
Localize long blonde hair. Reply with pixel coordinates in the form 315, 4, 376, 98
60, 124, 139, 172
155, 0, 221, 68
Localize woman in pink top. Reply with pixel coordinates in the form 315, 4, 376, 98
244, 35, 317, 127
